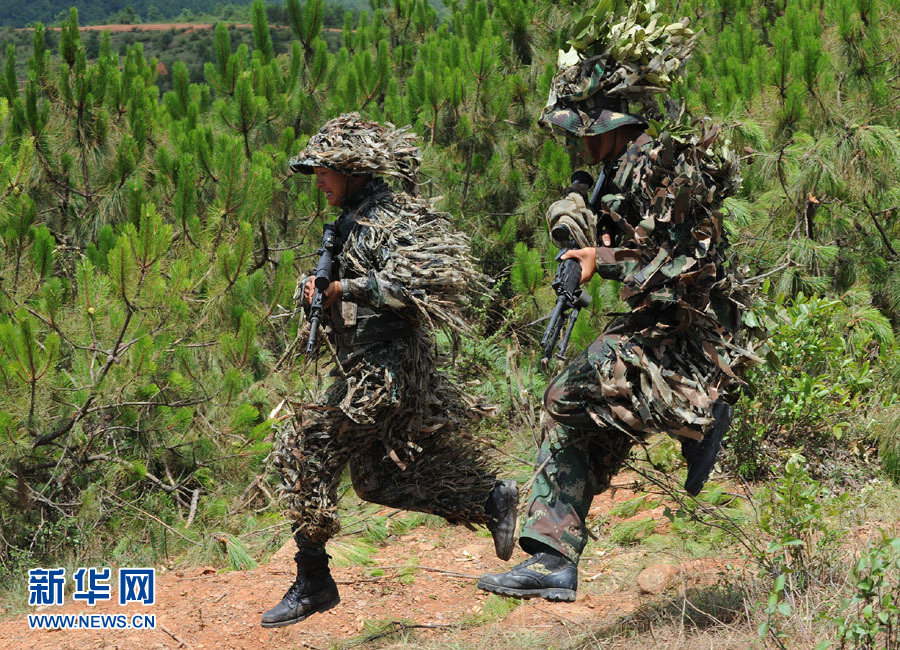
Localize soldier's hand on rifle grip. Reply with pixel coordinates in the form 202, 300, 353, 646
560, 247, 598, 285
303, 276, 315, 306
304, 277, 342, 308
322, 281, 342, 308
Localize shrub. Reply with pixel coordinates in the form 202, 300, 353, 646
729, 295, 891, 479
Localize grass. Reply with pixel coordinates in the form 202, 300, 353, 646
397, 555, 420, 585
327, 538, 379, 568
878, 409, 900, 484
608, 518, 657, 546
608, 495, 659, 519
463, 594, 520, 626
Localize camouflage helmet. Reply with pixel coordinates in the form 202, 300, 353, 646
289, 112, 422, 193
539, 0, 697, 137
538, 56, 646, 137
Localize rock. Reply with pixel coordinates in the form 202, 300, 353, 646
637, 563, 680, 594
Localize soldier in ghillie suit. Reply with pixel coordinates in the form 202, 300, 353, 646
263, 113, 518, 628
478, 1, 761, 603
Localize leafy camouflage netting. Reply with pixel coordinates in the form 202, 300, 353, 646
568, 0, 697, 94
271, 330, 499, 541
540, 0, 698, 134
340, 180, 489, 340
272, 171, 497, 540
290, 112, 422, 194
546, 124, 763, 439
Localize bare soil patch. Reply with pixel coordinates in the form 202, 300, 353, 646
0, 482, 745, 649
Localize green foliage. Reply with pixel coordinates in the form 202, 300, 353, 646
465, 594, 520, 625
609, 518, 657, 546
327, 538, 378, 568
223, 535, 257, 570
831, 533, 900, 648
397, 555, 420, 585
0, 0, 896, 603
729, 295, 891, 478
510, 243, 542, 296
755, 454, 852, 642
0, 1, 259, 27
609, 495, 658, 519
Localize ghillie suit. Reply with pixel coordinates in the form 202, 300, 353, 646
271, 176, 502, 541
265, 114, 517, 628
479, 2, 762, 600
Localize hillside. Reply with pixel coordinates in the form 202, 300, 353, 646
2, 0, 900, 646
0, 0, 436, 28
0, 1, 252, 27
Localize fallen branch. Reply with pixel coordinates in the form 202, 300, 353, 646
98, 486, 202, 547
159, 623, 193, 649
186, 489, 200, 529
347, 620, 460, 647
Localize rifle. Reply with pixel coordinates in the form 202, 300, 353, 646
539, 170, 607, 365
305, 221, 338, 355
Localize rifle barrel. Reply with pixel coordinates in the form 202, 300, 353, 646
306, 317, 320, 355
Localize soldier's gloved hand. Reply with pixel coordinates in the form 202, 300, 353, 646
546, 193, 597, 249
561, 247, 597, 285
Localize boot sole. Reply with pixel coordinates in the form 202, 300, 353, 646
491, 480, 519, 562
476, 579, 576, 602
260, 594, 341, 628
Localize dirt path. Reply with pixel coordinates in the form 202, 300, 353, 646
1, 529, 611, 649
0, 485, 736, 649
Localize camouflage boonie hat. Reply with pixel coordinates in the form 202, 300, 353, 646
539, 57, 645, 137
290, 112, 422, 192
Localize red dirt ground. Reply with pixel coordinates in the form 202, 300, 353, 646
0, 483, 736, 649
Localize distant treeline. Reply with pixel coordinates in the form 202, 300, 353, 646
0, 1, 247, 27
0, 0, 369, 28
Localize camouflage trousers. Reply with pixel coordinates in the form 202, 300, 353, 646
520, 334, 647, 564
271, 336, 498, 545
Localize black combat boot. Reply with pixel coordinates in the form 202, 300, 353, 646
260, 545, 340, 628
476, 549, 577, 602
682, 399, 734, 497
485, 479, 519, 561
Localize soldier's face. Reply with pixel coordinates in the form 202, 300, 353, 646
580, 132, 616, 164
314, 167, 350, 206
